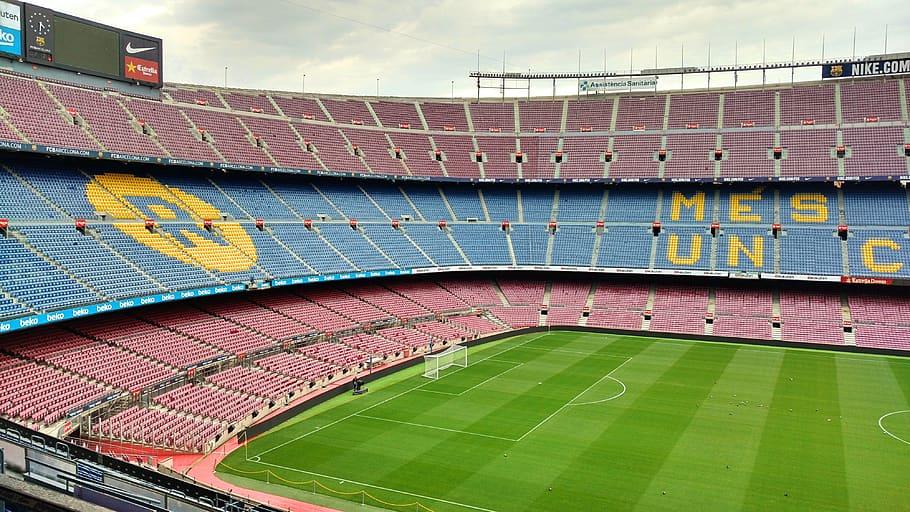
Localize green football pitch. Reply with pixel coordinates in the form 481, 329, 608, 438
218, 331, 910, 511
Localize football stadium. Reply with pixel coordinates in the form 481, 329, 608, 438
0, 1, 909, 511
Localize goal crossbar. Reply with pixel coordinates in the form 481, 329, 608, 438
423, 344, 468, 379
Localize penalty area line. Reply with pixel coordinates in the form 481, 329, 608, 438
251, 332, 551, 459
354, 413, 518, 441
517, 345, 632, 359
249, 459, 499, 512
417, 361, 524, 397
514, 357, 632, 442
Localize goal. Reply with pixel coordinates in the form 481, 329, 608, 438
423, 344, 468, 379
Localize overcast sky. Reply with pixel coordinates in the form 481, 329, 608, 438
34, 0, 910, 98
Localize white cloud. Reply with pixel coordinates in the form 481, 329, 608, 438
31, 0, 910, 97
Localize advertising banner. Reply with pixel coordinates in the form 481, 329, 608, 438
121, 33, 161, 84
823, 58, 910, 79
579, 76, 658, 93
0, 0, 22, 58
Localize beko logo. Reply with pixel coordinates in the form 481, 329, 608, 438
125, 41, 155, 54
0, 28, 13, 46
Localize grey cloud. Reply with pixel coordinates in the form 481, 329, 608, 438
31, 0, 910, 97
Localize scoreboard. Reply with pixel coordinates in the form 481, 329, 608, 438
1, 1, 162, 87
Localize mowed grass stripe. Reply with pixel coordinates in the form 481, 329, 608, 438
523, 341, 738, 511
633, 345, 785, 511
743, 350, 847, 511
249, 333, 542, 458
218, 333, 910, 512
838, 356, 910, 510
231, 335, 552, 510
257, 334, 553, 474
365, 334, 583, 439
442, 336, 666, 512
888, 358, 910, 423
364, 333, 628, 504
319, 335, 580, 499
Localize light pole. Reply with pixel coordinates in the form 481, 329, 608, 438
302, 73, 306, 94
224, 66, 227, 88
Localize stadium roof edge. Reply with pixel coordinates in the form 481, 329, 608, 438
163, 69, 907, 104
468, 51, 910, 80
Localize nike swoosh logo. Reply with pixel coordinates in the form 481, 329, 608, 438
126, 42, 155, 54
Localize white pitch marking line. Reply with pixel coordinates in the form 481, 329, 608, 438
253, 332, 550, 458
517, 345, 631, 359
486, 359, 523, 364
415, 388, 460, 396
452, 361, 523, 396
878, 410, 910, 445
568, 357, 631, 406
354, 414, 518, 442
417, 360, 523, 397
250, 459, 498, 512
514, 357, 632, 442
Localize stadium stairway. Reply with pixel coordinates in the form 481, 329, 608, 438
86, 228, 170, 291
438, 187, 460, 220
10, 231, 108, 303
310, 224, 362, 270
705, 289, 716, 336
116, 96, 174, 157
641, 285, 657, 330
539, 282, 552, 326
771, 291, 783, 340
578, 284, 597, 327
235, 117, 281, 167
440, 224, 470, 263
37, 81, 107, 152
841, 295, 857, 345
178, 110, 228, 163
544, 227, 556, 265
504, 226, 518, 265
2, 166, 72, 218
397, 227, 438, 265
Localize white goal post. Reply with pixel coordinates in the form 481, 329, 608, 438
423, 344, 468, 379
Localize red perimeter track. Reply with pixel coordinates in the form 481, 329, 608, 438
171, 351, 434, 512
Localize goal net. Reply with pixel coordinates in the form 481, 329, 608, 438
423, 344, 468, 379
